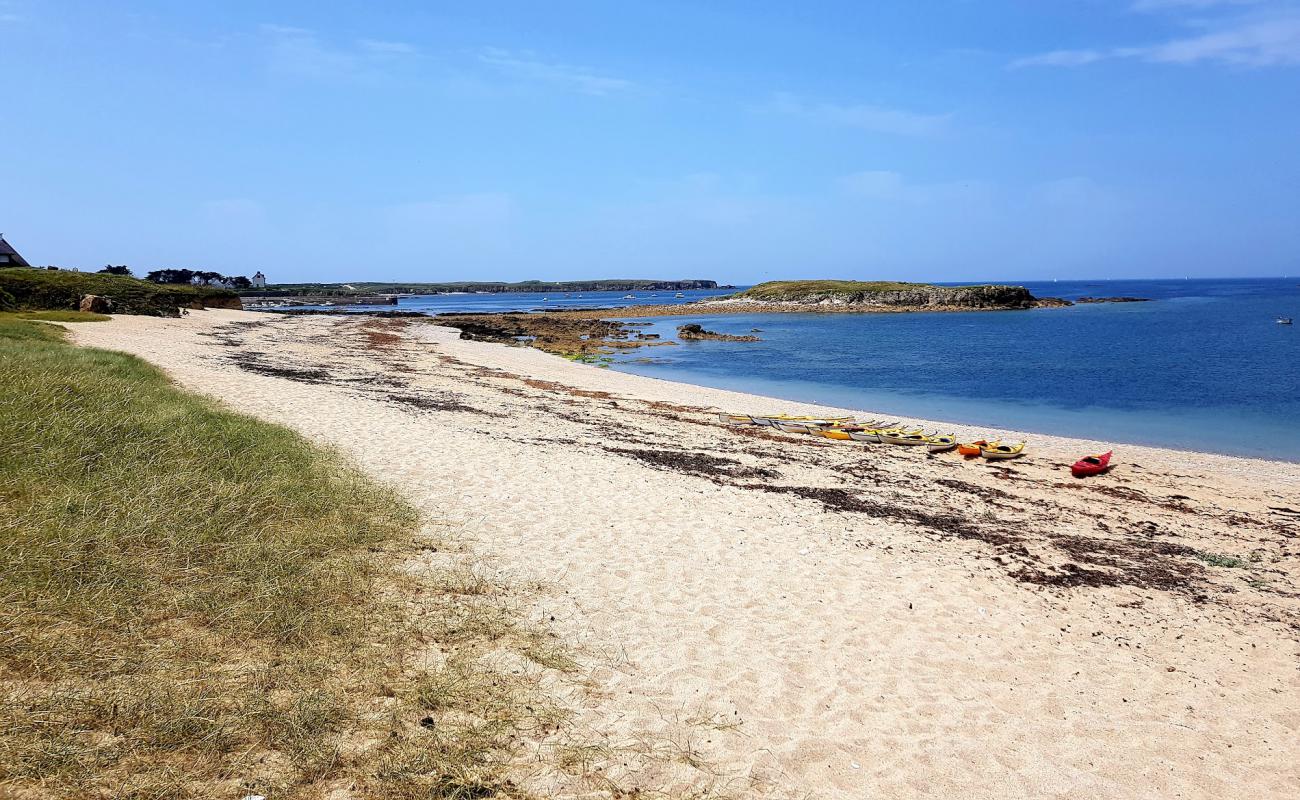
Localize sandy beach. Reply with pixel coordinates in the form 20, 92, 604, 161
67, 309, 1300, 799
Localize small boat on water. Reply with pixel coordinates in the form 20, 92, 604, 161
926, 435, 959, 453
1279, 317, 1294, 325
981, 441, 1026, 460
1071, 450, 1113, 477
675, 292, 685, 298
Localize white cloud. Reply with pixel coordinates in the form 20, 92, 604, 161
477, 47, 634, 95
260, 25, 418, 79
1131, 0, 1262, 10
1010, 49, 1113, 67
359, 39, 418, 56
761, 92, 951, 137
838, 170, 993, 206
1143, 14, 1300, 63
1013, 3, 1300, 68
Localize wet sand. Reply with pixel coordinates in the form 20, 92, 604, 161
68, 310, 1300, 799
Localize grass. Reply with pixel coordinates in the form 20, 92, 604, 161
0, 309, 112, 324
0, 316, 586, 797
0, 267, 239, 316
736, 280, 936, 301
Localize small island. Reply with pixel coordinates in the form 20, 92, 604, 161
730, 280, 1042, 309
676, 323, 760, 342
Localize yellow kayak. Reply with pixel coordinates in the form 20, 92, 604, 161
879, 428, 932, 446
981, 440, 1026, 460
926, 435, 958, 453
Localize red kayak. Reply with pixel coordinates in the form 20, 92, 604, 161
1071, 450, 1113, 478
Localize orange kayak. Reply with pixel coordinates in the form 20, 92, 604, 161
957, 439, 988, 457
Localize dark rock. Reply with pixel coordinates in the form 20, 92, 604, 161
1031, 297, 1074, 308
1075, 296, 1151, 304
676, 324, 760, 342
78, 294, 115, 313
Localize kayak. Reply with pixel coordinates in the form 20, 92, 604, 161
926, 435, 959, 453
957, 439, 989, 457
848, 422, 900, 443
879, 428, 932, 446
717, 413, 755, 425
1071, 450, 1113, 477
981, 441, 1026, 460
817, 419, 893, 441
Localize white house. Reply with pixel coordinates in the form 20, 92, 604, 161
251, 271, 267, 288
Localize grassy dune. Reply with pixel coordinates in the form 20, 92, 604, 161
0, 268, 239, 315
0, 317, 577, 798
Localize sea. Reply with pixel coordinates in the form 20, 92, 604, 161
283, 278, 1300, 461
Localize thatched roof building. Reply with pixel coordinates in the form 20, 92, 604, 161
0, 235, 31, 267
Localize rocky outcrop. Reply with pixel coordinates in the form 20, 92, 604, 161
734, 281, 1038, 310
199, 295, 245, 310
241, 295, 397, 308
676, 324, 760, 342
1030, 297, 1073, 308
79, 294, 115, 313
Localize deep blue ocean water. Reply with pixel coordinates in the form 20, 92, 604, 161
605, 279, 1300, 462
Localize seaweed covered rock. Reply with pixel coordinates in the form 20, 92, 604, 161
677, 324, 760, 342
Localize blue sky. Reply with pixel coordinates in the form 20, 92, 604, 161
2, 0, 1298, 283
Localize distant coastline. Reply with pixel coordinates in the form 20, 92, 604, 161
242, 278, 727, 299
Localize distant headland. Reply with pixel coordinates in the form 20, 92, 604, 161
244, 279, 726, 298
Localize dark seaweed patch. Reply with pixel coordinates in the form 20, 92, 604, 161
230, 354, 333, 384
603, 447, 780, 480
385, 393, 506, 417
935, 478, 1015, 502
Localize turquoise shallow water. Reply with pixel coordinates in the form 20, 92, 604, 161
606, 279, 1300, 462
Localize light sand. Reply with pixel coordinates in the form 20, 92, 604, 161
68, 310, 1299, 799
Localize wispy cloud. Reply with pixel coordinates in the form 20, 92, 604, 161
1013, 3, 1300, 67
359, 39, 419, 56
760, 92, 951, 137
260, 24, 418, 79
838, 170, 992, 204
477, 47, 634, 95
1130, 0, 1262, 10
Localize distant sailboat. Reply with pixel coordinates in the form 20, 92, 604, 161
1278, 317, 1294, 325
